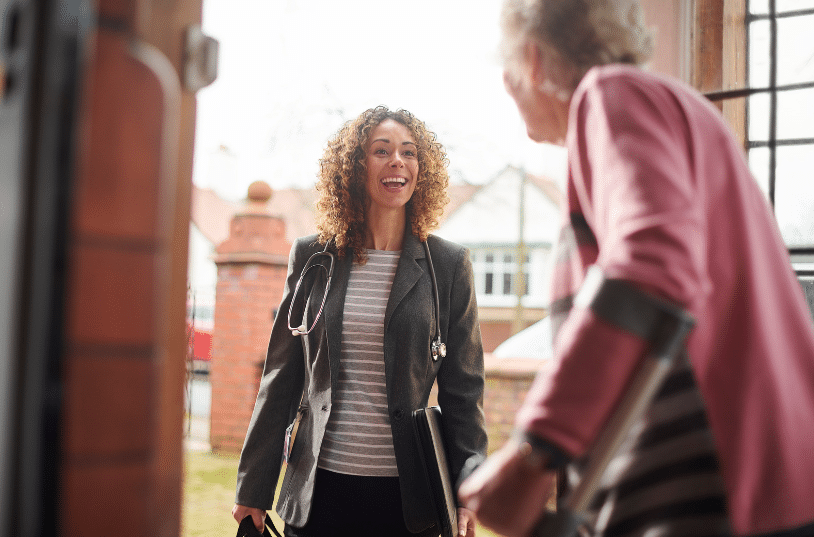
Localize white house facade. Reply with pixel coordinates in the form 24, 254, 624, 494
436, 165, 561, 350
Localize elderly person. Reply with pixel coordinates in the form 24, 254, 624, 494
233, 106, 486, 537
459, 1, 814, 536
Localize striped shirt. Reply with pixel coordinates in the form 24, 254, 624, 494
579, 354, 730, 537
318, 250, 400, 477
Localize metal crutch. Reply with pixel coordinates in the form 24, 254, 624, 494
533, 267, 696, 537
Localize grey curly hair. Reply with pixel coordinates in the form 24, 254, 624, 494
501, 0, 654, 89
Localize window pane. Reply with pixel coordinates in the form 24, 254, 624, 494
798, 275, 814, 321
749, 19, 771, 88
777, 14, 814, 85
747, 147, 772, 198
750, 0, 814, 14
485, 273, 493, 295
748, 88, 814, 141
774, 144, 814, 248
748, 92, 771, 141
503, 274, 512, 295
777, 87, 814, 139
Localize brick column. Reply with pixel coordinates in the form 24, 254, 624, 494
209, 181, 291, 454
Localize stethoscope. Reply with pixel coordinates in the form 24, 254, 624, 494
286, 240, 447, 361
287, 242, 334, 337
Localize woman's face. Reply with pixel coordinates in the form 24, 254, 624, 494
363, 118, 419, 214
502, 40, 570, 145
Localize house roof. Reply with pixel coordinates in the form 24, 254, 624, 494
265, 187, 319, 242
436, 165, 561, 246
527, 172, 562, 208
446, 182, 482, 218
190, 186, 241, 245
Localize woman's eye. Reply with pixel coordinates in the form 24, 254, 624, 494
404, 150, 416, 157
374, 148, 387, 155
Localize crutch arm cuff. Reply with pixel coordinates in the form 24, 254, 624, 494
512, 430, 572, 470
574, 266, 695, 359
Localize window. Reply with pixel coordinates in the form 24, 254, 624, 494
503, 273, 512, 295
470, 248, 545, 307
701, 1, 814, 248
502, 253, 513, 295
484, 253, 494, 295
522, 254, 530, 296
485, 273, 494, 295
698, 0, 814, 315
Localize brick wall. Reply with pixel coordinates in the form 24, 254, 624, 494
209, 182, 291, 454
209, 264, 285, 453
482, 355, 547, 452
429, 355, 544, 454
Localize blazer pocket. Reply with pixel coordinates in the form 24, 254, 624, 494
284, 404, 308, 464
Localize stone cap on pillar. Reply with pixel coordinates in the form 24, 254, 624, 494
213, 181, 292, 266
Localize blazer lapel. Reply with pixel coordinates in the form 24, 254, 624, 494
324, 247, 352, 391
385, 232, 426, 333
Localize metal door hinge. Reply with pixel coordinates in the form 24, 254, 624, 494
183, 24, 218, 93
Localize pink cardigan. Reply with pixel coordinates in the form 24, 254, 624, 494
516, 65, 814, 535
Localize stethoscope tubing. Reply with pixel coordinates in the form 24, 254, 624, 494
287, 243, 334, 336
287, 239, 446, 360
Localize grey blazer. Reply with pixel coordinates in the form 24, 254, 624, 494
235, 231, 487, 533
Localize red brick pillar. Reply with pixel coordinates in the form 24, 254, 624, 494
209, 181, 291, 454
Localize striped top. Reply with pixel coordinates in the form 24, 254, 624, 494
317, 250, 400, 477
579, 354, 730, 537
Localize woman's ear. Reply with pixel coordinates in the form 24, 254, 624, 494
530, 42, 574, 103
525, 41, 545, 87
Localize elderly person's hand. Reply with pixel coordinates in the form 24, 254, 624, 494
458, 439, 555, 537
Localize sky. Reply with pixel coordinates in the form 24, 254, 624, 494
191, 0, 568, 202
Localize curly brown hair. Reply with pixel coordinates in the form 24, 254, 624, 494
315, 106, 450, 262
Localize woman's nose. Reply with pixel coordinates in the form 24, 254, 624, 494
389, 152, 405, 167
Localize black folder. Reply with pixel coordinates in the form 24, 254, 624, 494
413, 406, 458, 537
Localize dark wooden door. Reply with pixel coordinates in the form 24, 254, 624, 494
0, 0, 205, 534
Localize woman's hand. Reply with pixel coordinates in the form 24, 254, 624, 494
458, 440, 555, 537
232, 504, 266, 533
457, 506, 476, 537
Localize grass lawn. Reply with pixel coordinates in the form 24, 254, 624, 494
182, 450, 501, 537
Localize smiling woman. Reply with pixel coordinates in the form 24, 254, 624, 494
231, 106, 487, 537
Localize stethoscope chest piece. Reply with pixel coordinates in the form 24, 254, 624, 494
431, 340, 447, 361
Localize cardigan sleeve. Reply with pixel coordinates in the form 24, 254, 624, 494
517, 70, 709, 458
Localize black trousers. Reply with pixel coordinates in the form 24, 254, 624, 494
284, 468, 439, 537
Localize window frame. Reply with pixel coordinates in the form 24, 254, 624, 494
695, 0, 814, 262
